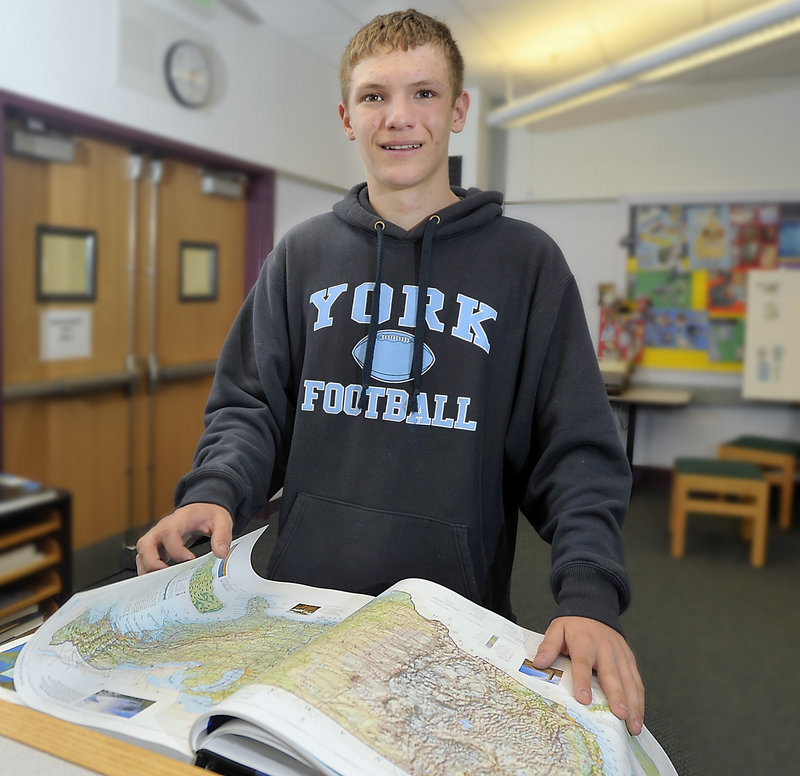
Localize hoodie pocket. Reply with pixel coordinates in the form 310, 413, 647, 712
266, 492, 480, 601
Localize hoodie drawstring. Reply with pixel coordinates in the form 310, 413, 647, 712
411, 215, 439, 412
360, 220, 385, 410
360, 215, 439, 414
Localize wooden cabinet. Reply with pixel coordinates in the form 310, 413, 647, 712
0, 487, 71, 628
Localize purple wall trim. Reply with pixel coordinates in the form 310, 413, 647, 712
246, 173, 275, 292
0, 103, 5, 465
0, 89, 276, 470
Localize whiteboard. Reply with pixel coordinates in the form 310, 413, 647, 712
743, 269, 800, 401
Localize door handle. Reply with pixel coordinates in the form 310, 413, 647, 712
147, 358, 217, 386
2, 370, 141, 401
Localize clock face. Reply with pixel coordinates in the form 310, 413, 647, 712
164, 40, 212, 108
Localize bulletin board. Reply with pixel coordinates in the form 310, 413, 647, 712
624, 201, 800, 372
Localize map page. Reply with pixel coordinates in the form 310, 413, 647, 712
0, 634, 27, 702
14, 527, 372, 760
191, 578, 677, 776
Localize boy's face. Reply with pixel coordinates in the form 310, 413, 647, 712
338, 44, 469, 201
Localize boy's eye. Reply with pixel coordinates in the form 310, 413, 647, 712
416, 89, 435, 99
363, 93, 382, 102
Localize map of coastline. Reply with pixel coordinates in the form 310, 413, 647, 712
13, 528, 373, 758
257, 590, 607, 776
49, 588, 334, 709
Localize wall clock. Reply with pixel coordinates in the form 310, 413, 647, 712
164, 40, 212, 108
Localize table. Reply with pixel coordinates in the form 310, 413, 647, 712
609, 386, 692, 466
0, 697, 203, 775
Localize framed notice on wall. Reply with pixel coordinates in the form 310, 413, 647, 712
179, 241, 218, 301
36, 225, 97, 301
742, 269, 800, 401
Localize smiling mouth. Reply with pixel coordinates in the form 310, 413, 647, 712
382, 143, 422, 150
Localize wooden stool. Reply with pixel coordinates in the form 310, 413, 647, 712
670, 458, 770, 567
718, 435, 800, 530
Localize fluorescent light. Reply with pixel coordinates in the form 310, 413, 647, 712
497, 82, 634, 129
640, 14, 800, 82
487, 0, 800, 128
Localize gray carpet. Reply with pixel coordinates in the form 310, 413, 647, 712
510, 484, 800, 776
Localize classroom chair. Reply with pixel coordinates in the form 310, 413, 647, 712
718, 435, 800, 530
669, 457, 770, 567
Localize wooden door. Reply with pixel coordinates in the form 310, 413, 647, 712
2, 133, 247, 586
135, 157, 246, 524
2, 137, 132, 559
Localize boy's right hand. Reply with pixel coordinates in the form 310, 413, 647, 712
135, 502, 233, 574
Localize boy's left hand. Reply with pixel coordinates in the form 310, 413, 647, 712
531, 616, 645, 736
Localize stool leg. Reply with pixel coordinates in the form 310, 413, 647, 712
670, 479, 688, 559
750, 485, 769, 568
778, 474, 793, 531
669, 474, 683, 533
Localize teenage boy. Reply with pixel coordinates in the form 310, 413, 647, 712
136, 9, 644, 734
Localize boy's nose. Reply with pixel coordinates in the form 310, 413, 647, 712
385, 96, 415, 128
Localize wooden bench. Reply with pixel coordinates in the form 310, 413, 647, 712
670, 457, 770, 567
718, 435, 800, 531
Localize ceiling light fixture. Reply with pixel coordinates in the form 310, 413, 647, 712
487, 0, 800, 129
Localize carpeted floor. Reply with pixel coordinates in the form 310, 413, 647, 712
510, 483, 800, 776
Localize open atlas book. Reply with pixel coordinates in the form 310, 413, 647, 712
12, 526, 677, 776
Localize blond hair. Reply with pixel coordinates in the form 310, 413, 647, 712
339, 9, 464, 105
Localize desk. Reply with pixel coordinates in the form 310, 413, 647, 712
0, 698, 202, 775
609, 386, 692, 466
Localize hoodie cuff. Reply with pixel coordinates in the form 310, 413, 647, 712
551, 562, 628, 635
174, 470, 245, 529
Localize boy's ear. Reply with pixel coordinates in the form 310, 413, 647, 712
451, 90, 470, 134
338, 102, 356, 141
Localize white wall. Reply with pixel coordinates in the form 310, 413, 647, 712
274, 176, 345, 243
450, 86, 491, 190
0, 0, 363, 189
504, 200, 628, 352
504, 78, 800, 202
502, 78, 800, 467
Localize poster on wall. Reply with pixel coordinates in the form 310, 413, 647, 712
778, 203, 800, 268
730, 204, 780, 269
633, 205, 684, 269
625, 200, 799, 373
742, 269, 800, 401
686, 205, 732, 271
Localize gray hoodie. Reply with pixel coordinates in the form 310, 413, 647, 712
176, 183, 632, 631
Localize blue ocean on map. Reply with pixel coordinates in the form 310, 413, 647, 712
144, 664, 246, 713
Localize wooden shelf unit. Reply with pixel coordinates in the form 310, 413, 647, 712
0, 489, 71, 623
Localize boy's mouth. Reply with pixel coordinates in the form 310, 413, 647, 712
382, 143, 422, 150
